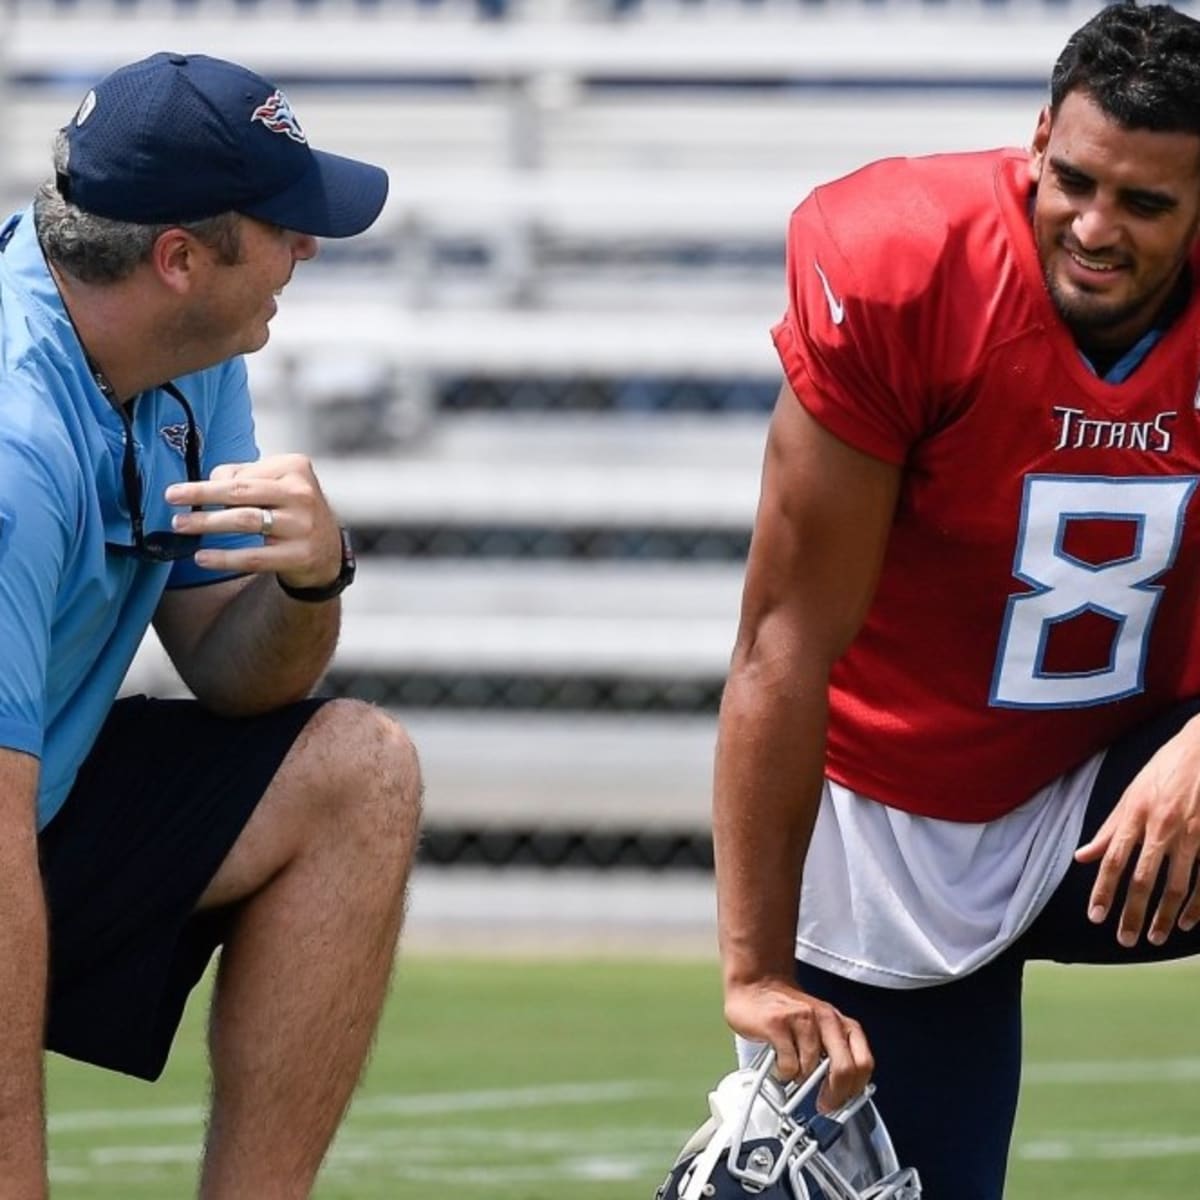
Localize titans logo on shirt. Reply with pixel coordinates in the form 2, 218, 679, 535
160, 422, 202, 459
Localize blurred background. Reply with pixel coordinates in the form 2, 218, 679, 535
19, 3, 1198, 1194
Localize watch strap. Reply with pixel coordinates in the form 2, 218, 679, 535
277, 526, 356, 603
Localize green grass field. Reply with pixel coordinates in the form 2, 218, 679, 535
46, 956, 1200, 1198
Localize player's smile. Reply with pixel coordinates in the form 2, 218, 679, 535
1059, 239, 1130, 288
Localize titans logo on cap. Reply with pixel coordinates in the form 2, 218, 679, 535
250, 90, 307, 145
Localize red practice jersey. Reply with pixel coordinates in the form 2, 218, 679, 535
773, 149, 1200, 821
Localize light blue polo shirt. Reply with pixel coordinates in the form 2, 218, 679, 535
0, 207, 261, 829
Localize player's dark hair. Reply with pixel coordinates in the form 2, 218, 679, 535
1050, 1, 1200, 136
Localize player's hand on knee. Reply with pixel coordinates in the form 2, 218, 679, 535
723, 978, 873, 1110
1075, 726, 1200, 947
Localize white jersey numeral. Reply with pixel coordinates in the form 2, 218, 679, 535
991, 474, 1197, 709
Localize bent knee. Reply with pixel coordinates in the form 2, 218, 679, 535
294, 699, 423, 839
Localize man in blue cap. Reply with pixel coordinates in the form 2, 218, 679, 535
0, 52, 422, 1196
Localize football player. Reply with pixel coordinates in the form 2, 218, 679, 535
715, 3, 1200, 1195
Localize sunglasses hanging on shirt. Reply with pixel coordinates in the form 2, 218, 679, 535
102, 378, 203, 563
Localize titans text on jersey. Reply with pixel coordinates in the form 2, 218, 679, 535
1053, 405, 1178, 452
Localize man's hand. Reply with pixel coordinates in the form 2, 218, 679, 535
1075, 720, 1200, 947
724, 977, 873, 1110
165, 453, 343, 589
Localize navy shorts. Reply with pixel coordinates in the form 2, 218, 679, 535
38, 694, 329, 1081
795, 698, 1200, 1200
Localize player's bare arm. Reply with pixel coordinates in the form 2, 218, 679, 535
714, 382, 900, 1107
153, 454, 344, 716
0, 747, 48, 1198
1075, 713, 1200, 947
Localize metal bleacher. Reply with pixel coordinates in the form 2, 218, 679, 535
2, 0, 1110, 870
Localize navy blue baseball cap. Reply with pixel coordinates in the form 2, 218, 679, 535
57, 52, 388, 237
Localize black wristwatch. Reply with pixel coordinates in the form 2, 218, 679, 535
278, 526, 357, 603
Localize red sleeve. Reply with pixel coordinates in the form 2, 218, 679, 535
772, 169, 944, 465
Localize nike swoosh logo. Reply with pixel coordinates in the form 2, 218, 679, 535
813, 259, 845, 325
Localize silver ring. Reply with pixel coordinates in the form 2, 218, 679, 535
260, 507, 274, 537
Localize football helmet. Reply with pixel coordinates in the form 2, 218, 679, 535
655, 1048, 921, 1200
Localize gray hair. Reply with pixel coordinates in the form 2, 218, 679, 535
33, 131, 243, 284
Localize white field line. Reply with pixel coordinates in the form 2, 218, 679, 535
355, 1079, 663, 1117
55, 1160, 665, 1188
49, 1104, 203, 1135
1022, 1057, 1200, 1084
1018, 1133, 1200, 1161
55, 1126, 686, 1165
53, 1116, 1200, 1186
59, 1132, 1200, 1189
50, 1063, 1200, 1186
79, 1131, 1200, 1185
332, 1125, 683, 1151
91, 1145, 198, 1166
337, 1160, 659, 1184
57, 1126, 683, 1156
52, 1125, 684, 1186
52, 1058, 1195, 1135
49, 1079, 662, 1135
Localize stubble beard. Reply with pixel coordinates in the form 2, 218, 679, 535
1044, 269, 1148, 338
